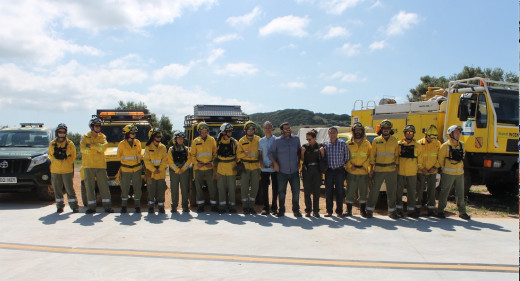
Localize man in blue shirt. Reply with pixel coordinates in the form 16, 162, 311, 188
320, 126, 349, 217
268, 122, 301, 217
258, 121, 279, 215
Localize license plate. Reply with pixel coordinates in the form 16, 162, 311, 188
0, 177, 17, 183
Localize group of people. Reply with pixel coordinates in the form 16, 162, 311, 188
49, 117, 470, 220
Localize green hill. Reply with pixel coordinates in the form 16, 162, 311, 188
249, 109, 350, 128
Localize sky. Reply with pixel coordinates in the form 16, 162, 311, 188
0, 0, 517, 134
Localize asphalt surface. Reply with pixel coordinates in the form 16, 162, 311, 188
0, 202, 517, 281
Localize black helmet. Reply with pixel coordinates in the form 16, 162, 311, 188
403, 125, 416, 133
89, 117, 102, 128
55, 123, 68, 134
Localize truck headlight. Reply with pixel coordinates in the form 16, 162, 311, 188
27, 154, 49, 172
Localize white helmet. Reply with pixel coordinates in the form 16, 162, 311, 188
447, 125, 462, 135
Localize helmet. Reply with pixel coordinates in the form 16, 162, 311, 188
244, 121, 256, 131
220, 123, 233, 132
380, 119, 393, 128
55, 123, 68, 134
173, 131, 186, 139
403, 125, 416, 133
447, 125, 462, 135
148, 127, 161, 139
352, 122, 364, 131
197, 122, 209, 132
424, 125, 438, 139
89, 117, 102, 128
123, 124, 138, 134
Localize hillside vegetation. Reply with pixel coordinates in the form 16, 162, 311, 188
249, 109, 350, 128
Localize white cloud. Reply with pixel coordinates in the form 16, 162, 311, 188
329, 71, 366, 82
215, 63, 259, 76
226, 6, 262, 29
386, 11, 419, 36
323, 26, 351, 39
369, 40, 386, 51
320, 0, 362, 15
321, 86, 347, 95
369, 0, 382, 9
153, 63, 193, 81
282, 82, 306, 89
207, 48, 225, 64
213, 33, 241, 44
259, 15, 310, 37
336, 42, 362, 56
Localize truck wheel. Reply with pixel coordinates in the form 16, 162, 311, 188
37, 184, 55, 201
81, 181, 88, 207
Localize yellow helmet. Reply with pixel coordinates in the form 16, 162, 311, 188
244, 121, 256, 131
380, 119, 392, 128
197, 122, 209, 132
424, 125, 438, 139
148, 127, 161, 139
123, 124, 138, 134
403, 125, 416, 133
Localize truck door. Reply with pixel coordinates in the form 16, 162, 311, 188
457, 92, 489, 153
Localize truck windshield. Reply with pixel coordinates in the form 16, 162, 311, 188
101, 125, 151, 143
489, 88, 519, 125
0, 131, 50, 147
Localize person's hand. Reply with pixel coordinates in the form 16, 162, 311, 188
197, 162, 204, 168
301, 146, 306, 154
154, 169, 160, 174
274, 162, 279, 172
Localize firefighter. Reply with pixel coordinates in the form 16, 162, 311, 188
345, 122, 371, 217
168, 131, 192, 213
367, 119, 399, 219
237, 121, 262, 215
144, 128, 168, 214
117, 124, 143, 213
437, 125, 471, 220
190, 122, 217, 213
215, 123, 239, 213
81, 117, 113, 214
396, 125, 423, 218
49, 123, 78, 213
416, 125, 441, 216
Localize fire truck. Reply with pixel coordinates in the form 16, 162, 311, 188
351, 77, 519, 197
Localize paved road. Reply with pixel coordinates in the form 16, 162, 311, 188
0, 203, 517, 280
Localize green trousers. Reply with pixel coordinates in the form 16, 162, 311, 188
217, 174, 236, 207
397, 175, 417, 212
120, 170, 142, 207
438, 173, 466, 214
170, 169, 190, 209
240, 168, 260, 209
51, 172, 78, 210
346, 173, 369, 205
194, 169, 217, 206
84, 168, 111, 210
367, 171, 397, 212
416, 173, 437, 210
147, 178, 166, 208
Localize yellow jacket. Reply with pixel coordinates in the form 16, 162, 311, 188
397, 138, 423, 176
80, 132, 108, 169
144, 143, 168, 179
438, 140, 465, 176
167, 144, 192, 174
346, 138, 371, 175
216, 137, 238, 176
48, 139, 76, 174
190, 136, 217, 171
418, 137, 441, 174
369, 135, 399, 172
117, 139, 142, 173
237, 135, 261, 170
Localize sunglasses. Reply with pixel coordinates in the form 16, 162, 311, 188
93, 124, 101, 127
306, 138, 312, 141
405, 131, 414, 135
155, 135, 162, 138
57, 131, 66, 134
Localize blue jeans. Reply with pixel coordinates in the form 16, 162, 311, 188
277, 172, 301, 214
325, 168, 345, 214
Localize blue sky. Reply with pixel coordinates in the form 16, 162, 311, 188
0, 0, 517, 134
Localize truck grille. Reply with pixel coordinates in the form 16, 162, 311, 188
506, 139, 517, 153
106, 161, 121, 177
0, 159, 31, 174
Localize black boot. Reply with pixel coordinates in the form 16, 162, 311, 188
344, 204, 353, 216
360, 203, 367, 218
121, 206, 127, 213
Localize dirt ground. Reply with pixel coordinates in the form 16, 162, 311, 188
67, 167, 518, 219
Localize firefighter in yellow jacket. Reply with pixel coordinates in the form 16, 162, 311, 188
437, 125, 471, 220
81, 117, 112, 214
237, 121, 262, 215
167, 131, 192, 213
49, 123, 78, 213
396, 125, 423, 218
367, 119, 399, 219
117, 124, 142, 213
144, 128, 168, 214
215, 123, 239, 213
416, 125, 441, 216
190, 122, 217, 213
345, 122, 371, 217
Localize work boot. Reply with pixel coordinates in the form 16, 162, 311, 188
459, 213, 471, 220
396, 209, 403, 218
135, 207, 141, 213
197, 206, 205, 213
229, 207, 237, 213
408, 211, 419, 218
427, 209, 435, 216
148, 207, 154, 214
72, 208, 79, 213
242, 207, 250, 215
211, 205, 219, 213
182, 207, 190, 213
366, 210, 373, 218
218, 208, 226, 214
360, 203, 367, 218
86, 208, 96, 214
344, 204, 353, 217
436, 212, 446, 219
249, 208, 257, 215
158, 207, 165, 214
57, 207, 64, 214
260, 209, 268, 216
313, 212, 320, 218
305, 212, 311, 217
293, 211, 302, 217
105, 208, 114, 213
171, 208, 177, 213
121, 206, 127, 214
389, 211, 399, 219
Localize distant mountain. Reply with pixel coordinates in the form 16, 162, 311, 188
249, 109, 350, 128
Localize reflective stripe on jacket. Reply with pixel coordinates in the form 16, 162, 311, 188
80, 132, 108, 169
144, 143, 168, 179
369, 135, 399, 172
167, 145, 192, 174
190, 136, 217, 171
346, 138, 371, 175
396, 138, 423, 176
438, 140, 465, 175
117, 139, 142, 173
418, 137, 441, 174
217, 138, 238, 176
237, 135, 261, 170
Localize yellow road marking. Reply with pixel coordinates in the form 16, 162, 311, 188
0, 243, 517, 272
